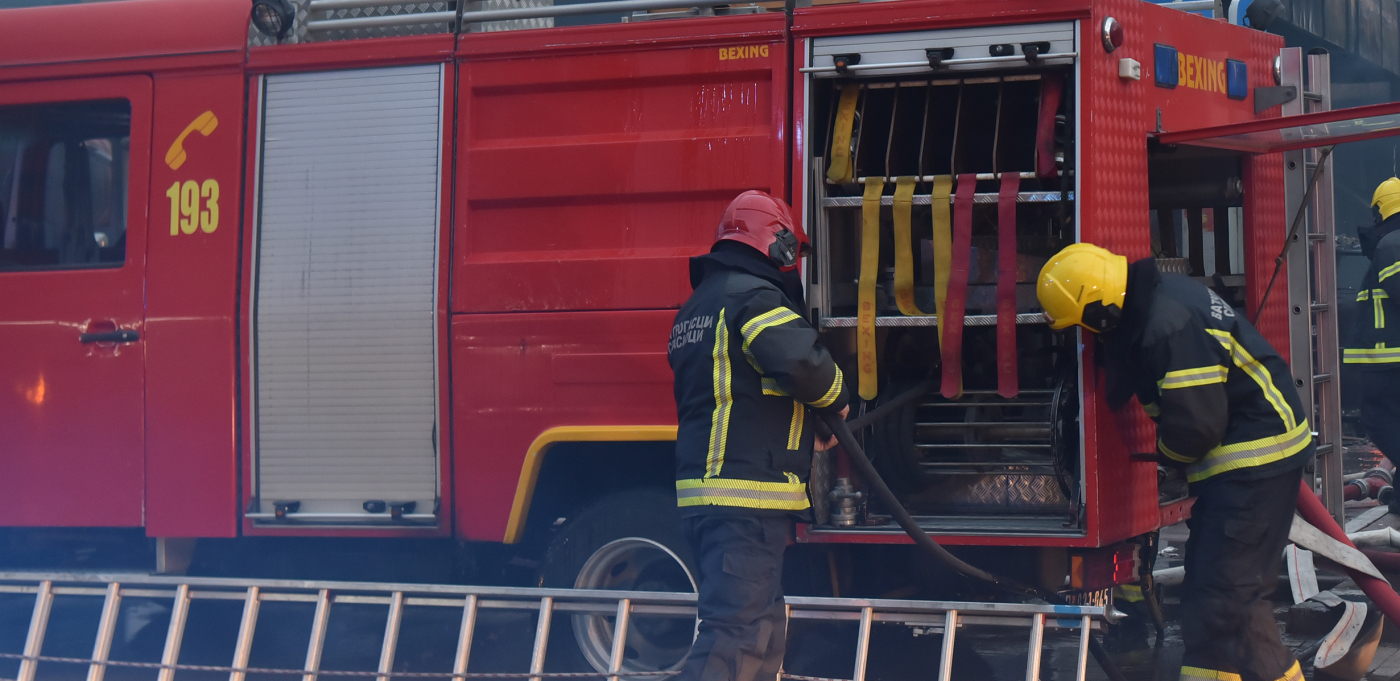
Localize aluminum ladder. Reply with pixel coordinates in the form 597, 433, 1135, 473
0, 571, 1106, 681
1280, 46, 1345, 525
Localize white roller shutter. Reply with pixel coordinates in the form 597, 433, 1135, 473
252, 64, 442, 523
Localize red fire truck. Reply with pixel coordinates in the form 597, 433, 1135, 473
1, 0, 1396, 670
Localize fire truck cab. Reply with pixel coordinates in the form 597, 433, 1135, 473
2, 0, 1399, 670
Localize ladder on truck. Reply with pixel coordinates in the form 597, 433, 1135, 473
0, 571, 1107, 681
1280, 47, 1345, 525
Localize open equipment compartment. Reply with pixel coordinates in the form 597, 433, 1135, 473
802, 21, 1086, 536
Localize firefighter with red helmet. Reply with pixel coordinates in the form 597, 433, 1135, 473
668, 190, 849, 681
1039, 243, 1309, 681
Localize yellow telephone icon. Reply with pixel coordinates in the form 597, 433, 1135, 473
165, 111, 218, 170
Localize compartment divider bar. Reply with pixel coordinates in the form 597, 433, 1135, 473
823, 191, 1072, 206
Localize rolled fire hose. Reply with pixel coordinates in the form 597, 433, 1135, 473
822, 409, 1129, 681
996, 173, 1020, 399
892, 176, 929, 317
930, 175, 955, 351
1294, 480, 1400, 625
858, 178, 883, 400
940, 175, 976, 399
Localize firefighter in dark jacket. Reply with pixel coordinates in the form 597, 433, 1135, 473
1345, 178, 1400, 513
669, 190, 849, 681
1039, 243, 1310, 681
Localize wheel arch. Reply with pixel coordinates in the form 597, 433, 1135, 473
503, 426, 678, 546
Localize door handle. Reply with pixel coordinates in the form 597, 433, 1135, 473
80, 329, 140, 344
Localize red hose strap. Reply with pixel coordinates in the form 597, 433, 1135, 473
1036, 74, 1064, 179
941, 174, 976, 399
997, 173, 1020, 399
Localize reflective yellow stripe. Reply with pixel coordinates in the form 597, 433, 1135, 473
1186, 421, 1311, 483
787, 401, 804, 450
706, 311, 732, 478
1158, 365, 1229, 390
1206, 329, 1296, 429
826, 84, 860, 184
1358, 290, 1371, 301
1274, 661, 1302, 681
858, 177, 883, 400
1380, 261, 1400, 282
740, 307, 802, 351
1344, 346, 1400, 364
1376, 289, 1387, 329
1116, 584, 1144, 602
761, 377, 788, 396
1180, 667, 1242, 681
1143, 401, 1161, 418
930, 175, 954, 350
892, 176, 929, 315
812, 367, 844, 408
1160, 440, 1196, 463
676, 477, 810, 510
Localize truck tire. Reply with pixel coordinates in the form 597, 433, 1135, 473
540, 489, 698, 676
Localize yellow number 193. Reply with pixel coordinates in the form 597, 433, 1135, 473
166, 179, 219, 235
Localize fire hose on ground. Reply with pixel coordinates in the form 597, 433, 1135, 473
819, 408, 1130, 681
1294, 482, 1400, 623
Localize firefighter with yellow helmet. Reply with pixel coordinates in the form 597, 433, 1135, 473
1039, 243, 1309, 681
1345, 178, 1400, 514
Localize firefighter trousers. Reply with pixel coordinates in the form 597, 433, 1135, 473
675, 513, 788, 681
1359, 367, 1400, 472
1180, 466, 1303, 681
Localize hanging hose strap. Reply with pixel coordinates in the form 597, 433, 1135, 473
827, 84, 861, 184
859, 177, 884, 400
892, 176, 927, 316
997, 173, 1021, 398
941, 174, 976, 399
1036, 73, 1064, 179
930, 175, 955, 350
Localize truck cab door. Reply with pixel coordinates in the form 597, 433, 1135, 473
0, 76, 151, 527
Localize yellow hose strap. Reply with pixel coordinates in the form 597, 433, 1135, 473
827, 84, 860, 184
892, 176, 928, 316
858, 177, 883, 400
929, 175, 954, 348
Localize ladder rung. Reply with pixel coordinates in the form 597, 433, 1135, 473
1314, 373, 1331, 384
1308, 232, 1327, 241
87, 582, 121, 681
303, 590, 332, 681
853, 607, 874, 681
1316, 443, 1335, 456
938, 610, 958, 681
18, 581, 53, 681
1311, 302, 1330, 312
1304, 91, 1324, 101
157, 584, 192, 681
377, 592, 405, 681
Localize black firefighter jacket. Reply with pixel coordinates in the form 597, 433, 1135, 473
1103, 259, 1311, 486
669, 248, 849, 514
1344, 213, 1400, 367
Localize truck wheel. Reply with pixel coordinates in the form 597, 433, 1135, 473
540, 489, 698, 676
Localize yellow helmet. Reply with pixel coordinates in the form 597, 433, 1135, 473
1374, 178, 1400, 221
1037, 243, 1128, 333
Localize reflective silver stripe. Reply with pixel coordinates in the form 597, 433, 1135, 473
1343, 347, 1400, 364
676, 478, 809, 509
676, 486, 808, 503
1186, 421, 1311, 482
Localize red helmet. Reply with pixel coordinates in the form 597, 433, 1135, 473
715, 190, 810, 271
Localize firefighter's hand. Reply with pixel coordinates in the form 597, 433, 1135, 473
814, 405, 850, 452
